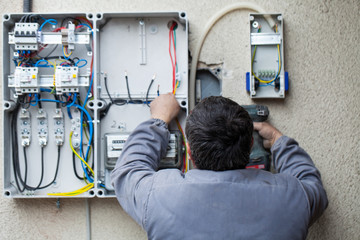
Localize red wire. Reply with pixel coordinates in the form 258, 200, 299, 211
169, 23, 177, 91
75, 17, 93, 28
169, 25, 175, 90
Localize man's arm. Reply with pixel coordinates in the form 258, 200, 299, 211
254, 122, 328, 225
111, 93, 180, 227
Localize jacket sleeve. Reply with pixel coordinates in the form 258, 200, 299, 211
271, 136, 328, 225
110, 118, 170, 227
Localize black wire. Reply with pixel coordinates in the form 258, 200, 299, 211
146, 79, 154, 107
104, 75, 126, 106
38, 94, 42, 108
44, 56, 75, 65
37, 45, 58, 59
125, 75, 142, 104
20, 15, 27, 23
11, 104, 27, 192
54, 94, 60, 108
37, 146, 61, 189
72, 152, 84, 180
20, 147, 44, 190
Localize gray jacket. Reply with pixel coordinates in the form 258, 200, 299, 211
111, 119, 328, 240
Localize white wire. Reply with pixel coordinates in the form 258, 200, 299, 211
189, 2, 275, 109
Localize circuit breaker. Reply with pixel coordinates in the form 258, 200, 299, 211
2, 12, 189, 198
246, 13, 288, 98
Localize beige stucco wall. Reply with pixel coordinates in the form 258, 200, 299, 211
0, 0, 359, 239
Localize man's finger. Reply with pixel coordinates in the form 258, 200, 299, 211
253, 122, 263, 131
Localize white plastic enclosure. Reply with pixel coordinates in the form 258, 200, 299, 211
2, 12, 188, 198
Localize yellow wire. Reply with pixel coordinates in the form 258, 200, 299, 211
251, 24, 281, 84
63, 46, 73, 57
48, 132, 95, 196
251, 45, 281, 83
63, 46, 73, 58
47, 183, 94, 196
173, 80, 180, 95
175, 118, 189, 172
47, 60, 57, 87
69, 131, 95, 176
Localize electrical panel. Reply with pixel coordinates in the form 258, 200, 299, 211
2, 12, 189, 198
246, 13, 288, 98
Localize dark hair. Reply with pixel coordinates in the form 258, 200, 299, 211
185, 96, 253, 171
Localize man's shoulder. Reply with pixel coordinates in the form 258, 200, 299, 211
152, 168, 301, 189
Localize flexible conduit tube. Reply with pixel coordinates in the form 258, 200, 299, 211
23, 0, 32, 13
189, 2, 275, 109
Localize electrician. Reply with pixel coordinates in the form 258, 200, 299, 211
111, 93, 328, 239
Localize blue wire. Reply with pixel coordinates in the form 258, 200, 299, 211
33, 98, 94, 183
67, 93, 77, 108
29, 94, 38, 106
35, 59, 49, 67
74, 59, 87, 68
73, 104, 94, 183
66, 93, 77, 119
39, 19, 57, 31
77, 23, 92, 30
67, 106, 73, 119
40, 88, 52, 92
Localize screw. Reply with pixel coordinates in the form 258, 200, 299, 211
23, 121, 28, 125
56, 120, 61, 125
40, 120, 44, 125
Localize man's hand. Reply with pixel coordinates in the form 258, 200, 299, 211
150, 93, 180, 124
253, 122, 283, 149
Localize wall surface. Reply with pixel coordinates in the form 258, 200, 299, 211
0, 0, 359, 239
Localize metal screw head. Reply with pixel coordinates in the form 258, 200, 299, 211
56, 120, 61, 125
23, 121, 28, 125
40, 120, 44, 125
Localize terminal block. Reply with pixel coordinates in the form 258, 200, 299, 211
19, 109, 31, 147
12, 22, 39, 50
37, 109, 48, 146
13, 67, 39, 95
53, 109, 65, 146
70, 109, 81, 149
55, 66, 79, 94
61, 22, 76, 50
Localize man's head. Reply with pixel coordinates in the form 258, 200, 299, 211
185, 96, 253, 171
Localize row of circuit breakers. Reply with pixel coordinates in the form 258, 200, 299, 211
2, 12, 286, 198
